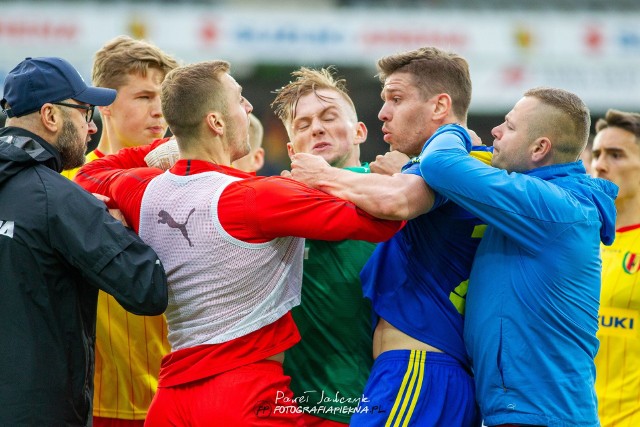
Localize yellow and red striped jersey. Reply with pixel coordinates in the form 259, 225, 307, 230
92, 293, 169, 419
596, 224, 640, 427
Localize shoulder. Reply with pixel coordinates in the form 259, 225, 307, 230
230, 175, 311, 194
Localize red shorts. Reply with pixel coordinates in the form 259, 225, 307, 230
144, 360, 305, 426
94, 418, 144, 427
302, 413, 348, 427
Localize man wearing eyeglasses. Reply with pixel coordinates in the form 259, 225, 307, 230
61, 36, 179, 427
0, 56, 169, 426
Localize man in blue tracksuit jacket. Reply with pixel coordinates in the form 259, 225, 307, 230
420, 87, 618, 427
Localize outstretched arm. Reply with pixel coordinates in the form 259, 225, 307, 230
74, 139, 168, 232
220, 175, 404, 243
288, 152, 434, 220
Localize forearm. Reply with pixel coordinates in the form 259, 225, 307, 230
74, 139, 167, 193
420, 144, 560, 252
314, 168, 433, 220
53, 191, 167, 314
74, 148, 159, 231
288, 152, 433, 220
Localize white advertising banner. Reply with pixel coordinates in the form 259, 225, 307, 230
0, 3, 639, 112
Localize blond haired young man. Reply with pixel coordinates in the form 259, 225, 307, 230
592, 109, 640, 426
64, 35, 178, 427
272, 67, 375, 426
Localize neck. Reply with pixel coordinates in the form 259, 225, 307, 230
6, 117, 51, 141
340, 160, 362, 168
452, 120, 467, 128
444, 114, 466, 128
8, 120, 62, 156
616, 195, 640, 229
178, 136, 232, 166
332, 149, 362, 169
96, 122, 123, 155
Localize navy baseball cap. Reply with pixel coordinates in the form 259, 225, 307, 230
1, 56, 116, 118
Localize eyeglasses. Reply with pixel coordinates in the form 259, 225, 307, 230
53, 102, 95, 123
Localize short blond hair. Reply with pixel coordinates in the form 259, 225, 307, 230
92, 35, 179, 89
271, 66, 357, 128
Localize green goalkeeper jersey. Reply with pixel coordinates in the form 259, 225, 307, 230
283, 164, 375, 423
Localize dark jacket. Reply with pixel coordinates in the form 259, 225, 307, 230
0, 127, 168, 426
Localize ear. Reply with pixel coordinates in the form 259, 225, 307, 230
206, 111, 224, 136
253, 147, 265, 172
531, 136, 552, 163
354, 121, 368, 145
286, 141, 296, 160
98, 105, 111, 118
431, 93, 452, 121
40, 104, 62, 133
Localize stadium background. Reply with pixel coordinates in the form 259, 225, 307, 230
1, 0, 639, 175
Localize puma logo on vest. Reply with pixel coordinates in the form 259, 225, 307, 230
158, 208, 196, 247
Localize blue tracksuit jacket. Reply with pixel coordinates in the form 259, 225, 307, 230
420, 124, 618, 427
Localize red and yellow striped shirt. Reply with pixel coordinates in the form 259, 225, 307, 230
596, 224, 640, 427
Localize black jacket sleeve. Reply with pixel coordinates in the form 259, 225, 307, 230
48, 176, 168, 315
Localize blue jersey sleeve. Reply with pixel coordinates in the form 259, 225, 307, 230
405, 124, 474, 212
402, 161, 447, 210
418, 133, 605, 254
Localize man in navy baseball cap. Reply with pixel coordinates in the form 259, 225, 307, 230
0, 56, 168, 426
1, 56, 116, 117
0, 57, 117, 171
